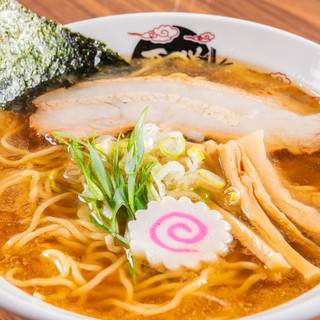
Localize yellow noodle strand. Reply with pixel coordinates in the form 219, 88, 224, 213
229, 273, 267, 297
68, 257, 87, 286
5, 268, 76, 289
223, 261, 260, 270
119, 267, 134, 302
42, 249, 71, 278
55, 237, 87, 251
70, 255, 126, 296
74, 219, 103, 232
76, 262, 102, 272
85, 241, 107, 256
106, 268, 210, 315
46, 227, 71, 239
0, 123, 29, 155
134, 270, 183, 291
0, 145, 65, 166
3, 193, 71, 249
15, 224, 61, 247
41, 217, 91, 244
84, 251, 118, 264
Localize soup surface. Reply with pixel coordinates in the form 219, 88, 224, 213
0, 58, 320, 320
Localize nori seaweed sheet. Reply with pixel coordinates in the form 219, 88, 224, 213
0, 0, 127, 110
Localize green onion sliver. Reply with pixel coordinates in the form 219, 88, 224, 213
159, 136, 186, 158
198, 169, 226, 189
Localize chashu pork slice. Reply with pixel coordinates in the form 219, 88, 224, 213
30, 75, 320, 153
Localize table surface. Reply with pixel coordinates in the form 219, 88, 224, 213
1, 0, 320, 319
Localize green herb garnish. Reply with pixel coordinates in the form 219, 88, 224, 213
52, 107, 154, 282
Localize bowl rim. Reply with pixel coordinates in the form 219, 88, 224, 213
1, 11, 320, 320
68, 12, 320, 47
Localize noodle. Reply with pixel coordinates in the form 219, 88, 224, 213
70, 255, 126, 296
13, 224, 61, 247
134, 270, 184, 291
76, 262, 102, 272
119, 267, 134, 302
84, 251, 118, 263
41, 217, 92, 244
85, 241, 110, 256
0, 145, 65, 166
3, 192, 72, 249
55, 237, 87, 251
42, 249, 72, 277
106, 268, 210, 315
6, 268, 76, 289
0, 123, 29, 155
228, 273, 267, 297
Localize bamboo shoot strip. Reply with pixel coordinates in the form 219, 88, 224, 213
237, 131, 320, 244
219, 141, 320, 280
239, 146, 320, 260
208, 201, 290, 271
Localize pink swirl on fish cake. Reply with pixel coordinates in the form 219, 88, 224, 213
128, 196, 233, 270
149, 212, 208, 252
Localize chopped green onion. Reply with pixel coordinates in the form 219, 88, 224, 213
154, 161, 185, 181
199, 169, 226, 189
195, 187, 210, 203
187, 146, 204, 163
224, 187, 241, 205
159, 136, 186, 158
230, 192, 237, 201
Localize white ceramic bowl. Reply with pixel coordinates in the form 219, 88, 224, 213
1, 12, 320, 320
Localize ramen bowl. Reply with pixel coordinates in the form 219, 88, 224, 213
0, 12, 320, 320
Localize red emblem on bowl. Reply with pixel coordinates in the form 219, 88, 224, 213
184, 32, 215, 43
128, 25, 180, 44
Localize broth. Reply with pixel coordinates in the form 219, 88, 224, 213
0, 58, 319, 319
